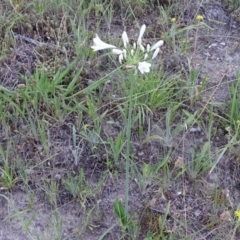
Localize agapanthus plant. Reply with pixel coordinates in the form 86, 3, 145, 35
91, 24, 164, 216
91, 24, 164, 74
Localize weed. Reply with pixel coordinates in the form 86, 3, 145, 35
43, 180, 59, 207
80, 124, 104, 156
141, 201, 171, 240
187, 141, 212, 179
183, 57, 207, 105
133, 154, 170, 192
63, 169, 91, 207
63, 169, 103, 208
113, 199, 139, 238
228, 74, 240, 140
146, 106, 183, 149
0, 143, 18, 190
106, 131, 125, 168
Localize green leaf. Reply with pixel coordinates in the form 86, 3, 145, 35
113, 199, 127, 227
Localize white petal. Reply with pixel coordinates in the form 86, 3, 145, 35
152, 47, 160, 60
131, 49, 134, 56
119, 54, 123, 64
112, 49, 124, 55
91, 34, 116, 51
137, 24, 146, 45
138, 61, 151, 74
133, 42, 136, 49
144, 53, 148, 60
150, 40, 164, 51
122, 31, 129, 48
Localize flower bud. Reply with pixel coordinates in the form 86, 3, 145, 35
119, 54, 123, 64
147, 44, 150, 52
150, 40, 164, 51
137, 24, 146, 46
152, 48, 160, 60
140, 44, 145, 52
122, 31, 129, 48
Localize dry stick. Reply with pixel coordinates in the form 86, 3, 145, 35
173, 66, 231, 169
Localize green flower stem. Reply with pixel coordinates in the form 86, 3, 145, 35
125, 70, 135, 215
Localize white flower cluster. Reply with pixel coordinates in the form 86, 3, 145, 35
91, 24, 164, 74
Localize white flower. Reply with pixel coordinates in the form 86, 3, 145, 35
91, 34, 116, 51
112, 49, 124, 55
137, 24, 146, 46
152, 48, 160, 60
122, 31, 129, 48
150, 40, 164, 51
138, 61, 151, 74
91, 25, 164, 75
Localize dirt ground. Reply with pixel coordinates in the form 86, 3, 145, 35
1, 0, 240, 239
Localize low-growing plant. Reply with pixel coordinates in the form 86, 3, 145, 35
106, 131, 125, 167
80, 125, 104, 156
146, 106, 183, 149
79, 96, 108, 157
0, 143, 18, 190
63, 169, 90, 206
113, 199, 139, 238
141, 201, 171, 240
71, 124, 84, 166
63, 169, 103, 208
43, 179, 59, 207
187, 141, 212, 179
183, 57, 207, 105
228, 74, 240, 140
133, 154, 170, 192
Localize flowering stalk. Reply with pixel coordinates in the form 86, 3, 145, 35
91, 24, 164, 216
124, 70, 135, 215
